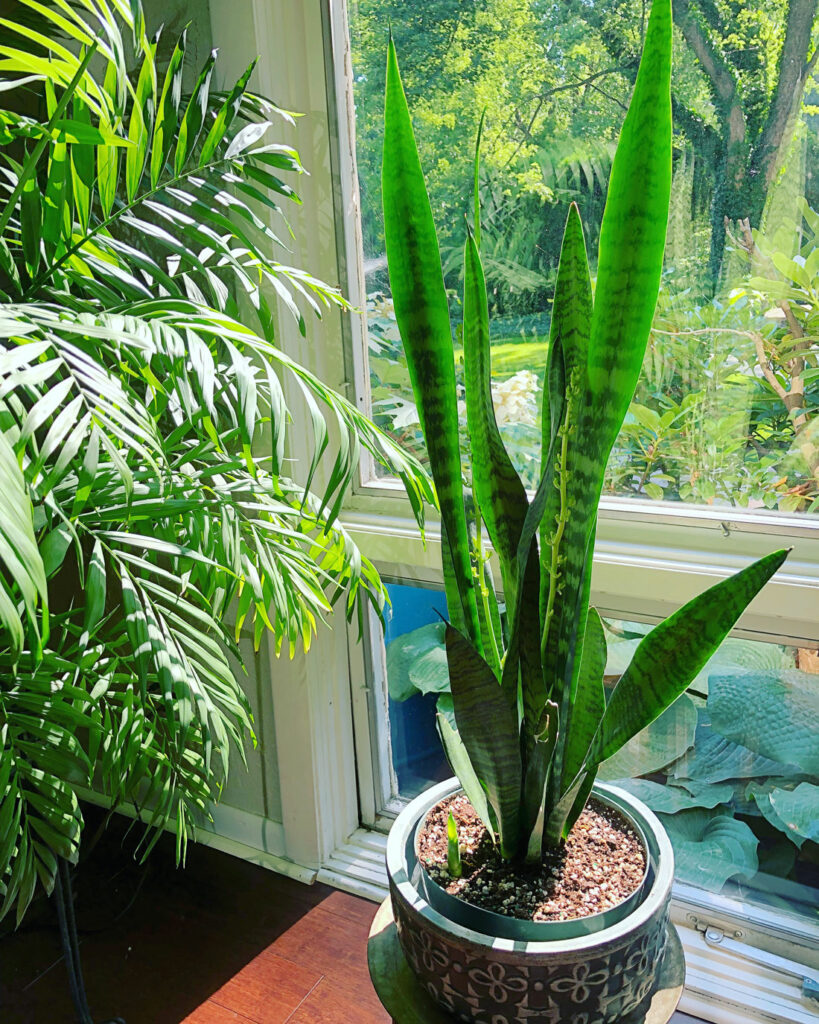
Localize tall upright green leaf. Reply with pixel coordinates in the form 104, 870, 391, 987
445, 624, 521, 857
463, 226, 527, 605
587, 0, 673, 448
0, 432, 47, 658
562, 606, 606, 786
543, 0, 672, 790
97, 63, 120, 218
595, 549, 790, 764
70, 95, 94, 232
382, 37, 482, 651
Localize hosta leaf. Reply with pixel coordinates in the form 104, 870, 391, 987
658, 808, 758, 890
386, 621, 448, 702
610, 777, 733, 814
597, 693, 697, 781
709, 670, 819, 776
672, 720, 803, 785
747, 783, 819, 848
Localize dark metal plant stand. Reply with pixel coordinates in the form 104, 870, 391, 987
53, 859, 126, 1024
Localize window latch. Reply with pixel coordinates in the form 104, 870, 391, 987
699, 924, 819, 1003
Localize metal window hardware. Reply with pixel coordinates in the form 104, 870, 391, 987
695, 922, 819, 1003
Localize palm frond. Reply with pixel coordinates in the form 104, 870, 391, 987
0, 0, 433, 926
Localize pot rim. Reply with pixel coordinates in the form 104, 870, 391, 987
386, 777, 674, 955
414, 785, 652, 941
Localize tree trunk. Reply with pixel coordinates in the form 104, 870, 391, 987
674, 0, 819, 276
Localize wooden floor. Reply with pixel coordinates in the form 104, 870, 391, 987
1, 807, 704, 1023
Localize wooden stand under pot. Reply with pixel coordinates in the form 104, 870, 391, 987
368, 897, 685, 1024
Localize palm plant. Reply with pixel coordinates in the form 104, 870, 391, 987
0, 0, 432, 931
382, 0, 788, 865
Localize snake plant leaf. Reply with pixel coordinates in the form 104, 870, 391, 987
383, 37, 482, 652
521, 699, 558, 861
595, 548, 789, 765
539, 204, 592, 679
463, 225, 527, 604
436, 694, 493, 833
543, 0, 672, 723
562, 606, 606, 786
586, 0, 673, 448
472, 110, 484, 248
444, 623, 521, 856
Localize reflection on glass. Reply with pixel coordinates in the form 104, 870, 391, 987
385, 583, 819, 922
384, 582, 450, 798
349, 1, 819, 512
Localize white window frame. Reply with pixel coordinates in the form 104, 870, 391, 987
213, 2, 819, 1022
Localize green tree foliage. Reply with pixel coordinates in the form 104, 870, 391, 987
351, 0, 818, 295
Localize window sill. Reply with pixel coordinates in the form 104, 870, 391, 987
318, 828, 819, 1024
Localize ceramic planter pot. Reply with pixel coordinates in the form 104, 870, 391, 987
386, 778, 674, 1024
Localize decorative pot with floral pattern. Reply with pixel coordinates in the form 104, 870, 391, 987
386, 778, 675, 1024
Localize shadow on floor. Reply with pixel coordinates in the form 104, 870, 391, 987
0, 804, 387, 1024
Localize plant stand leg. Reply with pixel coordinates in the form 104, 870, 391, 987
53, 859, 126, 1024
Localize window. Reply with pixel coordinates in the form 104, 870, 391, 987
349, 0, 819, 517
327, 0, 819, 1006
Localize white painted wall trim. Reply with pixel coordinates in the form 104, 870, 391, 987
78, 787, 315, 885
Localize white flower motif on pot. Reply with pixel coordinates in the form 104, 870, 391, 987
549, 960, 610, 1004
468, 961, 529, 1003
409, 927, 449, 973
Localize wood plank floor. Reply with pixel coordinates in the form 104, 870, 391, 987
0, 807, 704, 1023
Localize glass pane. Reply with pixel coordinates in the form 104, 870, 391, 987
349, 1, 819, 511
598, 620, 819, 924
383, 582, 450, 798
384, 585, 819, 924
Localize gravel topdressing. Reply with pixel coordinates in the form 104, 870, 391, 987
418, 793, 647, 922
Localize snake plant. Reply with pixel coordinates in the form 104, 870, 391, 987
382, 0, 789, 862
